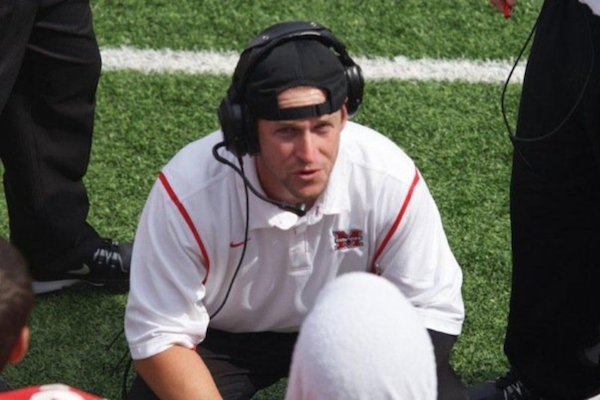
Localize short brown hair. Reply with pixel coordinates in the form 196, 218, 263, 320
0, 237, 34, 371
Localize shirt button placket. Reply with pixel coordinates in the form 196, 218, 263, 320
289, 224, 311, 273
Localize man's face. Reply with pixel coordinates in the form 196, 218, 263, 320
255, 86, 347, 209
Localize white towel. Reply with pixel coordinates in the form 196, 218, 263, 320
580, 0, 600, 16
286, 272, 437, 400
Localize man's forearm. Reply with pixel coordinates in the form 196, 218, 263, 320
135, 345, 222, 400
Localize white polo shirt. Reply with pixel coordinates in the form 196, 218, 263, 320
125, 121, 464, 360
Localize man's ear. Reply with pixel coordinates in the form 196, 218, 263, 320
8, 326, 29, 365
340, 103, 349, 128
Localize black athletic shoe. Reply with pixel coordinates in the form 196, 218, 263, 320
468, 371, 540, 400
33, 239, 132, 294
581, 339, 600, 367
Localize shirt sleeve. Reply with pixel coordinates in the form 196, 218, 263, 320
373, 169, 465, 336
125, 175, 210, 360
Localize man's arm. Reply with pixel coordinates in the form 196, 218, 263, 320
372, 166, 466, 399
127, 175, 216, 399
135, 345, 222, 400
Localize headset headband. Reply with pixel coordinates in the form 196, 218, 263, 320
232, 22, 354, 94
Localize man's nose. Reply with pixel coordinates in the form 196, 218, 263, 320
295, 131, 317, 163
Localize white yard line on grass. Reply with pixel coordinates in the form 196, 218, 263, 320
101, 46, 525, 84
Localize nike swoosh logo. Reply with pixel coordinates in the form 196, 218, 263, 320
230, 239, 250, 248
68, 264, 91, 276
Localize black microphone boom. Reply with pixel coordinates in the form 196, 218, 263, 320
212, 142, 308, 217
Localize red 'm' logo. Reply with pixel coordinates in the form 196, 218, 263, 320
333, 229, 364, 250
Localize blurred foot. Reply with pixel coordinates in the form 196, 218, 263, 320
468, 370, 539, 400
32, 239, 132, 294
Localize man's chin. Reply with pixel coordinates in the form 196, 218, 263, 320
284, 180, 327, 206
290, 190, 323, 207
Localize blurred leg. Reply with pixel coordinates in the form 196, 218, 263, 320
0, 0, 102, 277
505, 1, 600, 398
129, 329, 297, 400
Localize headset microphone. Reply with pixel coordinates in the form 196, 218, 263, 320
212, 142, 308, 217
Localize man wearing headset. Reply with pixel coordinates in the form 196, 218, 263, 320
125, 21, 467, 400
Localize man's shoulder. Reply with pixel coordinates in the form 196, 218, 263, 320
341, 122, 416, 181
160, 130, 235, 195
342, 121, 411, 158
167, 130, 224, 170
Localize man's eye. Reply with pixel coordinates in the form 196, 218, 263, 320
276, 127, 295, 136
314, 123, 332, 133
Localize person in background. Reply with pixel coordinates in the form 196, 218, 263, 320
469, 1, 600, 399
0, 0, 131, 295
0, 237, 105, 399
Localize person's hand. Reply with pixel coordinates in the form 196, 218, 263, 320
490, 0, 516, 17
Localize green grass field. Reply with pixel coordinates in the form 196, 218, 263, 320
0, 1, 543, 398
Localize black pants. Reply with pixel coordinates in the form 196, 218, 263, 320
128, 328, 467, 400
505, 0, 600, 398
0, 0, 102, 276
128, 329, 299, 400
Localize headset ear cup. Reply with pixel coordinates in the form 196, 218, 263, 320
218, 90, 247, 156
244, 104, 260, 155
344, 64, 364, 117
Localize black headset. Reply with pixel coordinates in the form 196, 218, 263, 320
217, 21, 365, 157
